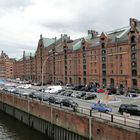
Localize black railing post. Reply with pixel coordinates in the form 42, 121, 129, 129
90, 109, 92, 116
111, 114, 113, 122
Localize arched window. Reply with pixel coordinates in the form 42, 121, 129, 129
132, 79, 137, 86
131, 61, 137, 67
131, 53, 136, 59
102, 50, 106, 55
101, 43, 105, 48
132, 70, 137, 76
131, 36, 136, 43
131, 45, 136, 51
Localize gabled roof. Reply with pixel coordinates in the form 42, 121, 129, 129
42, 38, 56, 48
106, 26, 130, 43
71, 34, 93, 51
72, 39, 82, 50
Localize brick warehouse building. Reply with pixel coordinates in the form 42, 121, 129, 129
13, 18, 140, 89
0, 51, 15, 79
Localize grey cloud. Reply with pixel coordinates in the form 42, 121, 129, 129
0, 41, 35, 59
39, 0, 140, 35
0, 0, 32, 9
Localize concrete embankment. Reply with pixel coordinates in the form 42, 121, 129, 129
0, 92, 140, 140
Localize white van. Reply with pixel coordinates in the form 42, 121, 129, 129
44, 86, 62, 94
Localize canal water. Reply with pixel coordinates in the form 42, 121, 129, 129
0, 111, 50, 140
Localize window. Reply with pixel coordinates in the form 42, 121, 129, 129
120, 63, 122, 67
83, 46, 86, 51
111, 70, 113, 74
95, 69, 96, 73
120, 47, 122, 51
120, 54, 122, 59
83, 53, 86, 57
102, 64, 106, 69
102, 71, 106, 76
132, 61, 137, 67
102, 57, 106, 61
83, 59, 86, 63
131, 45, 136, 51
131, 53, 136, 59
132, 70, 137, 76
132, 79, 137, 86
131, 36, 136, 43
83, 71, 86, 76
83, 65, 86, 69
91, 62, 93, 67
120, 70, 123, 74
102, 50, 106, 55
101, 43, 105, 48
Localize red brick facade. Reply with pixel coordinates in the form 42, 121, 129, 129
0, 51, 15, 79
13, 18, 140, 88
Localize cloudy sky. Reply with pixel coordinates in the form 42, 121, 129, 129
0, 0, 140, 58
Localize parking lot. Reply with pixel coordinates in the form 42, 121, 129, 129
1, 80, 140, 121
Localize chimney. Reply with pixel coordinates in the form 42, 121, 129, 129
88, 30, 98, 39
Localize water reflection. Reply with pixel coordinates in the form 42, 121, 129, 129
0, 111, 49, 140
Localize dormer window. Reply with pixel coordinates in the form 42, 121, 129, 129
82, 42, 85, 45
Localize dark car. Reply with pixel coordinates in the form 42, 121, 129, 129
107, 87, 117, 94
82, 93, 97, 100
48, 96, 61, 104
91, 103, 112, 113
126, 92, 138, 98
118, 104, 140, 116
72, 85, 84, 91
76, 92, 86, 98
60, 98, 78, 108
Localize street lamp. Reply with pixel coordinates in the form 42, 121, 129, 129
41, 51, 57, 101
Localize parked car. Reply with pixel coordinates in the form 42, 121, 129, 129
72, 85, 84, 91
118, 104, 140, 116
66, 84, 73, 89
91, 103, 112, 113
48, 96, 61, 104
76, 92, 86, 98
29, 91, 39, 98
97, 88, 105, 93
44, 86, 62, 94
82, 93, 97, 100
126, 92, 138, 98
63, 91, 73, 96
106, 87, 117, 94
60, 98, 78, 108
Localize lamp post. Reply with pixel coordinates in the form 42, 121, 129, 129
41, 52, 57, 101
